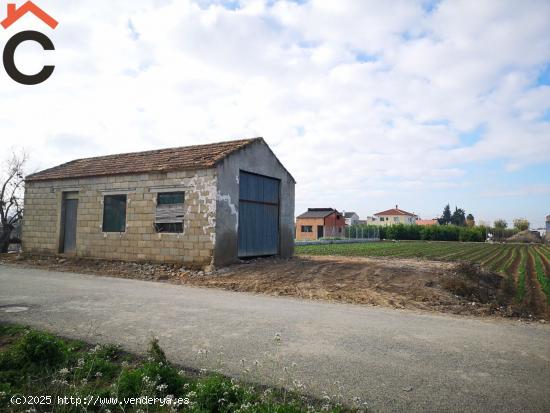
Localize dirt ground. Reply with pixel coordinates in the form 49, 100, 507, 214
3, 253, 542, 319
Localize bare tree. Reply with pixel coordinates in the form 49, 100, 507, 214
0, 150, 27, 253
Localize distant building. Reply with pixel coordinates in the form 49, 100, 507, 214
416, 219, 439, 226
296, 208, 345, 240
372, 205, 418, 226
344, 211, 360, 226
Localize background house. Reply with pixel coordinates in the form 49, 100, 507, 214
416, 219, 439, 226
344, 211, 360, 226
295, 208, 345, 240
372, 205, 418, 226
22, 138, 295, 267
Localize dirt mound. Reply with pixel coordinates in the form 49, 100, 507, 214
440, 263, 507, 305
505, 230, 542, 243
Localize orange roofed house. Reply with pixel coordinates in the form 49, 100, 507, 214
416, 218, 439, 226
371, 205, 418, 226
295, 208, 345, 240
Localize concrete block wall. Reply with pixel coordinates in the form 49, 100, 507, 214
22, 169, 217, 266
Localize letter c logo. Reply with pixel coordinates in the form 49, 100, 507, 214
3, 30, 55, 85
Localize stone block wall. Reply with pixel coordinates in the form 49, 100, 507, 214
22, 169, 217, 266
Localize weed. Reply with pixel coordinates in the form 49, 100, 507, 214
1, 326, 361, 412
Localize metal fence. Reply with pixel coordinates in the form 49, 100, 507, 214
344, 225, 381, 240
318, 225, 381, 240
295, 225, 381, 245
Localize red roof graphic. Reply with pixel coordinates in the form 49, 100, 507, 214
1, 1, 58, 30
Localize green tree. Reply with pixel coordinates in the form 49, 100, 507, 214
494, 219, 507, 229
451, 207, 466, 226
438, 204, 452, 225
513, 218, 529, 231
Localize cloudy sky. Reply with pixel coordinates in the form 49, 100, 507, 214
2, 0, 550, 227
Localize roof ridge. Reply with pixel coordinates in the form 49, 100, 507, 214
374, 207, 416, 216
26, 137, 264, 181
66, 137, 261, 164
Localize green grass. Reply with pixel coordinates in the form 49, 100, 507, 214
496, 246, 517, 274
0, 324, 354, 412
533, 248, 550, 303
296, 241, 502, 265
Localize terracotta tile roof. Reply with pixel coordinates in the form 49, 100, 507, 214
26, 138, 262, 181
416, 219, 439, 226
374, 206, 416, 216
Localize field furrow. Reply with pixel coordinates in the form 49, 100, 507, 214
515, 247, 528, 301
481, 246, 509, 267
488, 245, 513, 272
497, 247, 517, 274
533, 247, 550, 303
523, 250, 548, 316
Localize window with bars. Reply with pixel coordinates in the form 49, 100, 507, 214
155, 192, 184, 233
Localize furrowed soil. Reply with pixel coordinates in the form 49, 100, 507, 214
524, 252, 548, 317
3, 253, 547, 319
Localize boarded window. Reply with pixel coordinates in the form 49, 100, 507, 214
155, 191, 184, 233
103, 195, 127, 232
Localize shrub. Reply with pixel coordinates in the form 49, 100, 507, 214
194, 375, 252, 413
116, 368, 144, 399
69, 344, 120, 381
385, 224, 421, 240
116, 361, 188, 399
459, 226, 486, 242
12, 331, 67, 369
139, 361, 187, 396
79, 356, 119, 380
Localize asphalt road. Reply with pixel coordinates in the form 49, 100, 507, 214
1, 265, 549, 412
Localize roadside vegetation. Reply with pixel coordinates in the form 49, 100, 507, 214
0, 324, 357, 412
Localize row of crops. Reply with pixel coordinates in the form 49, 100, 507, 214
295, 241, 550, 304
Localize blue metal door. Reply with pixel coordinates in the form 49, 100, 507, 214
238, 171, 280, 257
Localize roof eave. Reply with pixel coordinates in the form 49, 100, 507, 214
25, 164, 217, 183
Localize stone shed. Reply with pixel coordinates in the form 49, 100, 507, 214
22, 138, 295, 267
